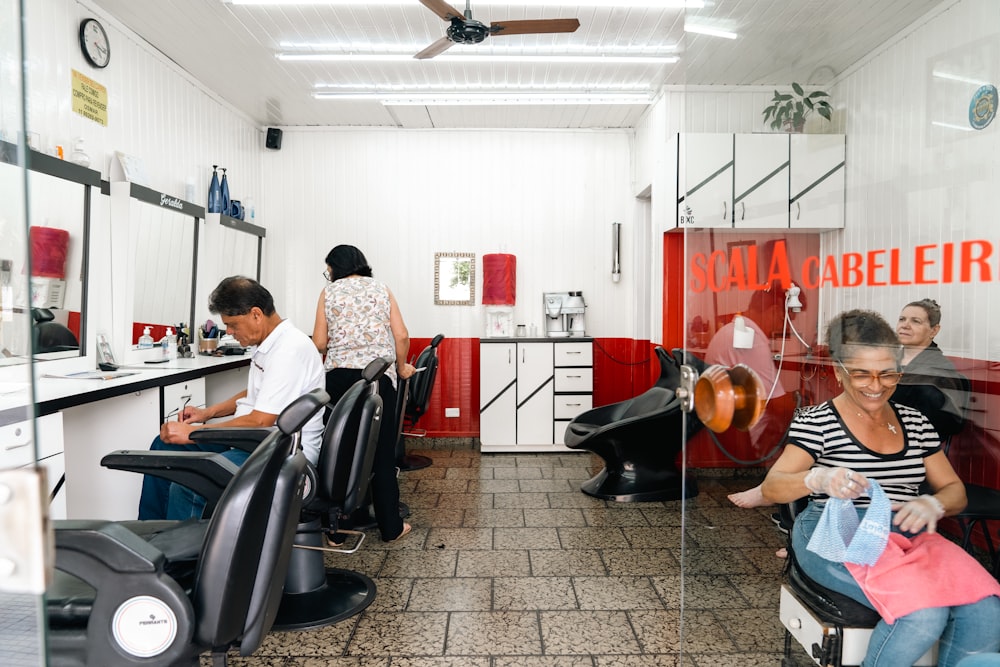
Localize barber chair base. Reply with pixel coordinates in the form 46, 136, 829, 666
273, 567, 376, 631
398, 453, 433, 471
780, 585, 937, 667
580, 466, 697, 502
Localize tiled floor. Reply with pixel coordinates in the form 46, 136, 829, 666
222, 444, 816, 666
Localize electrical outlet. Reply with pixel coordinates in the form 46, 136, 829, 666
445, 407, 460, 418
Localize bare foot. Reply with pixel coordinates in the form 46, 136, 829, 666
776, 547, 788, 559
727, 484, 769, 509
387, 522, 411, 543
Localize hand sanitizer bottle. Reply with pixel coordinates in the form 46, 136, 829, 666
138, 326, 154, 349
161, 326, 177, 360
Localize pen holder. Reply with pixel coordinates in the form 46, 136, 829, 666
199, 336, 219, 354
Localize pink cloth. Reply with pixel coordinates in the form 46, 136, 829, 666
846, 532, 1000, 624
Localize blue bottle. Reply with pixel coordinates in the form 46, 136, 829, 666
220, 167, 231, 216
207, 165, 222, 213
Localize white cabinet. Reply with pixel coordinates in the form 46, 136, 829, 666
790, 134, 846, 229
1, 412, 66, 520
734, 134, 790, 229
677, 133, 734, 229
480, 340, 592, 452
162, 377, 206, 422
665, 132, 845, 231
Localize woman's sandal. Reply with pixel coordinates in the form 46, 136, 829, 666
388, 522, 412, 542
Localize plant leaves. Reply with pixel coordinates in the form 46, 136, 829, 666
818, 106, 832, 121
808, 91, 830, 99
792, 82, 804, 96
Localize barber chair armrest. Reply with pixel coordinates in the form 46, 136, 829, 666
55, 520, 165, 575
190, 426, 275, 452
101, 450, 239, 514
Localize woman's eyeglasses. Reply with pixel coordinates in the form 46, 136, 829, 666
836, 360, 903, 387
323, 270, 332, 282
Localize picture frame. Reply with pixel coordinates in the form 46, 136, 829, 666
96, 332, 117, 367
434, 252, 475, 306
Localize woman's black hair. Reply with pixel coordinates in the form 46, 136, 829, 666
826, 309, 901, 363
208, 275, 276, 317
904, 298, 942, 328
325, 245, 373, 281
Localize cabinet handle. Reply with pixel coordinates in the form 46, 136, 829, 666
566, 351, 581, 355
565, 402, 582, 407
508, 349, 512, 364
566, 375, 582, 378
796, 201, 801, 221
522, 349, 525, 363
741, 201, 745, 220
722, 200, 727, 221
4, 442, 31, 451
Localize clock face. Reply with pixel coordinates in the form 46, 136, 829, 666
79, 19, 110, 69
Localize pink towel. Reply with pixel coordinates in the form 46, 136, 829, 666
846, 532, 1000, 624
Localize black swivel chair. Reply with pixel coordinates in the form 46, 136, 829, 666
46, 389, 323, 666
33, 307, 79, 353
563, 346, 704, 501
395, 333, 444, 471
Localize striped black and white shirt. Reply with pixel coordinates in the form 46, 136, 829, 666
787, 401, 942, 507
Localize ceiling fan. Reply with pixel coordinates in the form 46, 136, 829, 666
415, 0, 581, 60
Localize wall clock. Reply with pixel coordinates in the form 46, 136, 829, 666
79, 18, 110, 69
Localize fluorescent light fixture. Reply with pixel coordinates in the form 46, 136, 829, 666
683, 22, 738, 40
279, 53, 677, 64
230, 1, 703, 7
280, 41, 678, 54
931, 120, 973, 132
312, 91, 654, 105
314, 82, 650, 92
931, 70, 991, 86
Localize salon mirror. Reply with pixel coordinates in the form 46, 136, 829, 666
0, 145, 93, 365
130, 196, 197, 343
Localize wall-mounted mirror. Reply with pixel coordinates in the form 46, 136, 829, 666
193, 214, 264, 334
434, 252, 475, 306
128, 184, 199, 344
0, 143, 95, 365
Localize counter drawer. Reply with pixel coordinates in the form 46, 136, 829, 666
0, 412, 63, 468
554, 395, 592, 420
554, 342, 592, 367
555, 368, 593, 393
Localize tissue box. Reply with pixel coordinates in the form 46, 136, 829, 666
30, 277, 66, 308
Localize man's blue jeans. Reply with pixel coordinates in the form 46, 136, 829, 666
137, 436, 249, 520
792, 501, 1000, 666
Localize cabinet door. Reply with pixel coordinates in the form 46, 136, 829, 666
790, 134, 845, 230
679, 134, 734, 228
480, 343, 517, 446
162, 377, 206, 422
734, 134, 790, 229
516, 342, 554, 444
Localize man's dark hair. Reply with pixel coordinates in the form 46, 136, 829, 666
325, 245, 373, 281
208, 276, 276, 317
826, 309, 901, 363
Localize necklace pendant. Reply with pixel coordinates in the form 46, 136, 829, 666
888, 423, 897, 435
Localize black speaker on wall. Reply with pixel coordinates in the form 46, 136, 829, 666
265, 127, 282, 150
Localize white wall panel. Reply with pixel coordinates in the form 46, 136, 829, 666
264, 128, 638, 340
831, 0, 1000, 359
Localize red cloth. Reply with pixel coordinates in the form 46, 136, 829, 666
846, 532, 1000, 624
482, 253, 516, 305
29, 226, 69, 278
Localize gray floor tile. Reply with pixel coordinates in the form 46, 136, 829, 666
457, 549, 532, 577
446, 611, 543, 655
540, 610, 642, 655
493, 576, 578, 610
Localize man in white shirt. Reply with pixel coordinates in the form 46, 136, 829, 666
138, 276, 324, 520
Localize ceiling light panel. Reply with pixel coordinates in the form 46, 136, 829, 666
277, 53, 677, 64
227, 1, 702, 7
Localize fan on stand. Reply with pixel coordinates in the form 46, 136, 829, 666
415, 0, 580, 60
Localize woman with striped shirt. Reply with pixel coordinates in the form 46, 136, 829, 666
761, 309, 999, 666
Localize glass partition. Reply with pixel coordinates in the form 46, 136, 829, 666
0, 0, 47, 663
676, 0, 1000, 663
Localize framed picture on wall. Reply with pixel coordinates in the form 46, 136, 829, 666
434, 252, 475, 306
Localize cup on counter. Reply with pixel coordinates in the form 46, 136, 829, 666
199, 335, 219, 354
516, 324, 527, 337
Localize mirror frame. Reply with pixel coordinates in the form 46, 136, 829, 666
434, 252, 476, 306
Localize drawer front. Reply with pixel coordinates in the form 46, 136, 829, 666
554, 342, 592, 367
0, 419, 35, 468
555, 368, 593, 393
554, 395, 592, 420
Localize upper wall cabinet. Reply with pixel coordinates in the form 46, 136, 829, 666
665, 133, 845, 231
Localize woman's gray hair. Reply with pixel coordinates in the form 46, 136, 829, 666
826, 309, 902, 364
904, 298, 942, 328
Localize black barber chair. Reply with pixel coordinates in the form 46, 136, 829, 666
47, 389, 322, 667
563, 347, 704, 502
274, 357, 389, 630
395, 333, 444, 471
33, 307, 79, 353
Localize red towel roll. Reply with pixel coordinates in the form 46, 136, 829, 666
29, 226, 70, 279
482, 253, 516, 305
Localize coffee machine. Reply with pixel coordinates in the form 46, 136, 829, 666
543, 291, 587, 337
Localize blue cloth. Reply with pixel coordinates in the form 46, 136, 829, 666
806, 479, 891, 566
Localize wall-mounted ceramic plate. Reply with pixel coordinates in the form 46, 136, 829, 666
969, 84, 998, 130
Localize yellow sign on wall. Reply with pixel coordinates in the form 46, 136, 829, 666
71, 69, 108, 126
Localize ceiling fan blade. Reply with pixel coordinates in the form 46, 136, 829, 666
489, 18, 581, 37
414, 36, 456, 60
418, 0, 465, 21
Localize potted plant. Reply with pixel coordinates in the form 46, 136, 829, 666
762, 83, 832, 132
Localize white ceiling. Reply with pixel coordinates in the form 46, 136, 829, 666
91, 0, 947, 129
